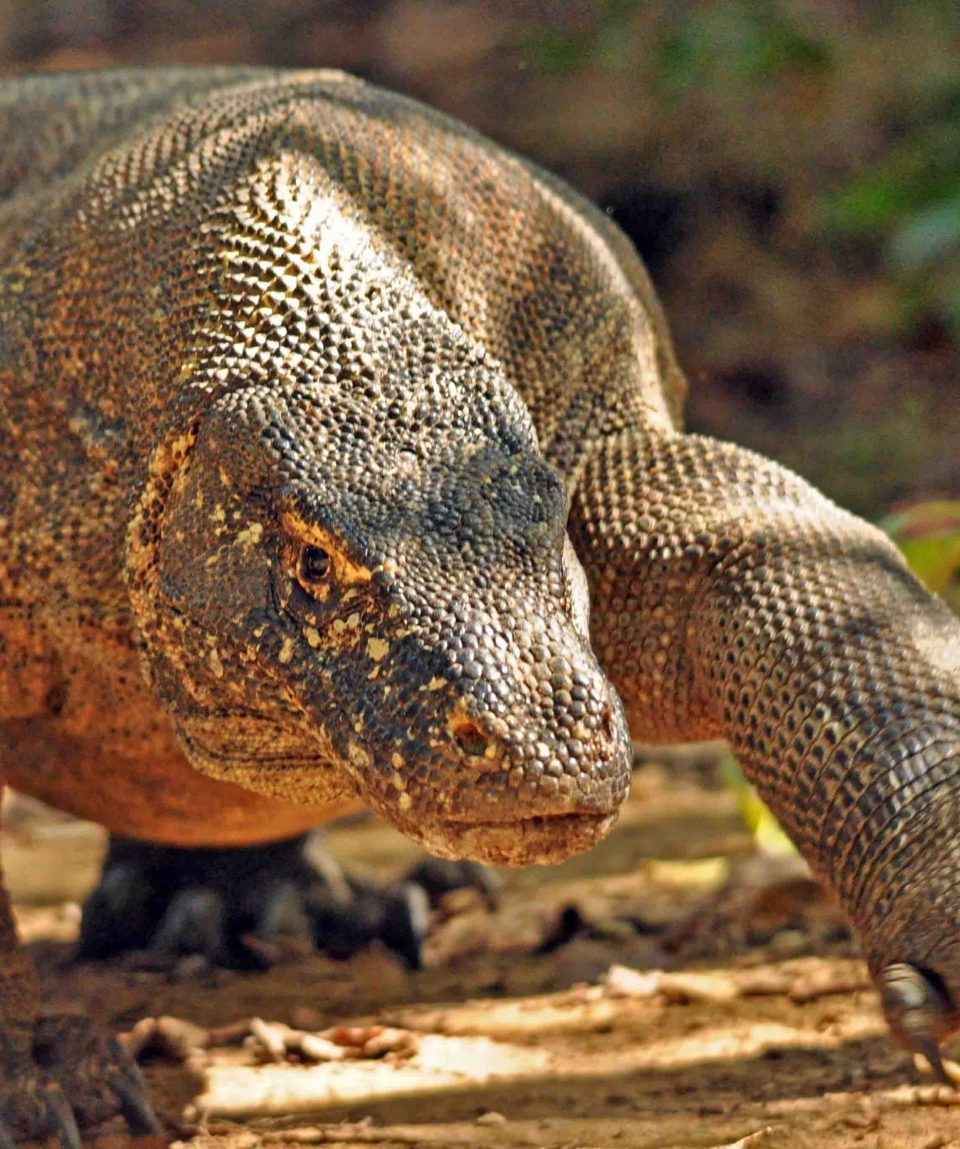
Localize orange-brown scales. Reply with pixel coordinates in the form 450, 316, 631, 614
1, 68, 958, 1142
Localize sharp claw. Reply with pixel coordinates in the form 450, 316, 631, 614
404, 858, 502, 911
256, 882, 312, 944
106, 1039, 164, 1135
106, 1068, 163, 1135
459, 861, 503, 911
913, 1032, 953, 1086
40, 1084, 83, 1149
881, 962, 956, 1086
380, 882, 430, 971
0, 1117, 17, 1149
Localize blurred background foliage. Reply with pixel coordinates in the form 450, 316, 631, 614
0, 0, 958, 518
883, 499, 960, 614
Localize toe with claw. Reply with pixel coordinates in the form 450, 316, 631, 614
881, 962, 958, 1086
76, 831, 500, 972
403, 858, 503, 912
0, 1015, 162, 1146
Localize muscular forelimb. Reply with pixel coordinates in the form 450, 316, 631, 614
571, 428, 960, 1068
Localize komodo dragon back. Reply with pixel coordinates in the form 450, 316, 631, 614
1, 67, 960, 1142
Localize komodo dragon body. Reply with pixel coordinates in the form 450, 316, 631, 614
1, 67, 959, 1141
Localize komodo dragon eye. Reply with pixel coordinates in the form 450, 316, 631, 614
297, 544, 332, 592
279, 512, 373, 607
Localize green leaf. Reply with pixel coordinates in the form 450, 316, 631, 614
883, 500, 960, 613
883, 500, 960, 586
823, 175, 916, 233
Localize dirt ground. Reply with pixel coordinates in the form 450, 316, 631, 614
6, 759, 960, 1149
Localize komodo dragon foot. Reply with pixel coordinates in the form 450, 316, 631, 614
881, 963, 958, 1085
75, 832, 500, 972
0, 1014, 160, 1148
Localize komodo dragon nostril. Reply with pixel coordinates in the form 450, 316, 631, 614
600, 707, 615, 742
452, 719, 490, 758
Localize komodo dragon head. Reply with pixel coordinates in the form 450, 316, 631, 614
127, 245, 632, 867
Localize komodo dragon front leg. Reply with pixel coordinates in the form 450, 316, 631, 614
571, 426, 960, 1078
0, 807, 160, 1145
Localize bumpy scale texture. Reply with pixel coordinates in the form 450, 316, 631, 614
0, 67, 958, 1137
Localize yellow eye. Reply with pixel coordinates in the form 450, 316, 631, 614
297, 544, 332, 591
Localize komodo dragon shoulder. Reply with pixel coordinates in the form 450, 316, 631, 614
1, 67, 959, 1142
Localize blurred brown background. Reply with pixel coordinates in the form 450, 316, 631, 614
2, 0, 958, 518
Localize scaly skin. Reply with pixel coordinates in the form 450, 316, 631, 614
0, 67, 957, 1136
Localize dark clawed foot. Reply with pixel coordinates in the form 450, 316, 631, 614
402, 858, 503, 911
317, 880, 431, 971
76, 832, 499, 972
0, 1083, 82, 1149
0, 1015, 162, 1145
880, 962, 957, 1086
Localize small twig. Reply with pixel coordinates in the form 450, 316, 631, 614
603, 961, 869, 1005
248, 1018, 289, 1063
709, 1127, 782, 1149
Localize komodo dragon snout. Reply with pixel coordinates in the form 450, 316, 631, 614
128, 386, 633, 867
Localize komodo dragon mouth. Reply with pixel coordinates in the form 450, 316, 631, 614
421, 812, 619, 867
176, 700, 627, 869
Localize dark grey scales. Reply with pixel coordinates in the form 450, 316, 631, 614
1, 66, 959, 1143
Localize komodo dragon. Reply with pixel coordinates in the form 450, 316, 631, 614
1, 66, 959, 1142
